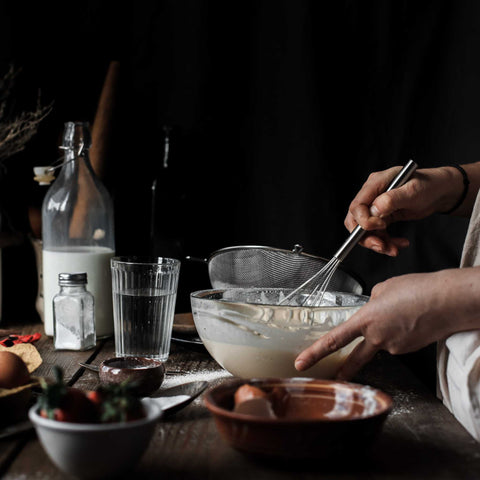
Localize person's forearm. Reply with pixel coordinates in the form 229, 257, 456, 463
295, 266, 480, 379
433, 266, 480, 336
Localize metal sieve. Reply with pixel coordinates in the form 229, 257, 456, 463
187, 244, 364, 294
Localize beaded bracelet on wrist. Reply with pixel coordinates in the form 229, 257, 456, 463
443, 164, 470, 214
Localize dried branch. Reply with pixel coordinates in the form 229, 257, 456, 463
0, 101, 52, 163
0, 65, 20, 121
0, 65, 52, 163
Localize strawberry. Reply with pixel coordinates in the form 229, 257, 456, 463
38, 366, 98, 423
37, 366, 145, 424
86, 390, 104, 406
92, 381, 146, 423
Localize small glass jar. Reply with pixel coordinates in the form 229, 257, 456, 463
53, 272, 96, 351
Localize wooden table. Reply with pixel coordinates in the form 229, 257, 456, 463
1, 321, 480, 480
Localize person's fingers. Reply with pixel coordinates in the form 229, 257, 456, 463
356, 232, 409, 256
344, 204, 388, 254
346, 204, 386, 232
345, 166, 419, 233
371, 178, 420, 219
344, 212, 390, 253
361, 236, 389, 254
352, 168, 400, 208
343, 221, 398, 255
335, 339, 378, 381
295, 320, 362, 371
387, 236, 410, 253
366, 234, 410, 256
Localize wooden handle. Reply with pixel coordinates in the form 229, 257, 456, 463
90, 60, 120, 180
69, 61, 120, 238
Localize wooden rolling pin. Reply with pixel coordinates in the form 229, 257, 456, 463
69, 60, 120, 238
90, 60, 120, 180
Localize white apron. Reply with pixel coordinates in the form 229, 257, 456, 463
437, 189, 480, 441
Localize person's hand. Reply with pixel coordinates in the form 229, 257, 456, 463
294, 268, 480, 380
345, 166, 457, 256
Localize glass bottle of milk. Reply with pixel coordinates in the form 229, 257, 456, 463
42, 121, 115, 337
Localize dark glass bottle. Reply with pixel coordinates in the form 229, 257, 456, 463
150, 126, 191, 312
150, 126, 184, 260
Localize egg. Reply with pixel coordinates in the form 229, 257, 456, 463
234, 384, 268, 406
233, 384, 277, 418
234, 397, 277, 418
0, 351, 31, 389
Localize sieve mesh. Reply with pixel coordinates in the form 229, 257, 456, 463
207, 245, 363, 294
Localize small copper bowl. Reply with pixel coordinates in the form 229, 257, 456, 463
99, 357, 165, 397
204, 377, 392, 459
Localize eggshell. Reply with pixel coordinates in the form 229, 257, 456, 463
234, 384, 268, 406
234, 397, 277, 418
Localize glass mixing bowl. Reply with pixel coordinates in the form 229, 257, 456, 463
190, 288, 368, 379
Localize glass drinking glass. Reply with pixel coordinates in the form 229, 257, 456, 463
111, 256, 180, 361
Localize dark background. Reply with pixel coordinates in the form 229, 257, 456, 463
0, 0, 477, 389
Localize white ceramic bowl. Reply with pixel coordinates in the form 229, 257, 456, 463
29, 398, 162, 479
191, 288, 368, 379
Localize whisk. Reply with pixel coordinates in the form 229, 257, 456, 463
280, 160, 418, 307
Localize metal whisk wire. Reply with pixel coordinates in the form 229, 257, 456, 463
304, 258, 339, 306
280, 160, 418, 307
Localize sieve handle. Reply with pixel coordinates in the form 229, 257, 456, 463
334, 159, 418, 262
184, 255, 208, 264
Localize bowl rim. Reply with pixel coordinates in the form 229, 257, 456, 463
100, 356, 165, 372
204, 377, 393, 424
28, 397, 162, 432
190, 288, 369, 310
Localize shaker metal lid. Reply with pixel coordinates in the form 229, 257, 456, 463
58, 272, 88, 285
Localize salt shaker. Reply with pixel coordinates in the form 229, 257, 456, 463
53, 272, 96, 351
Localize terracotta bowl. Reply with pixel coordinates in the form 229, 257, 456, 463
99, 357, 165, 397
204, 377, 392, 460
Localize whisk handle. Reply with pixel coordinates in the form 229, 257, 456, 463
334, 159, 418, 262
334, 225, 366, 262
385, 159, 418, 192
